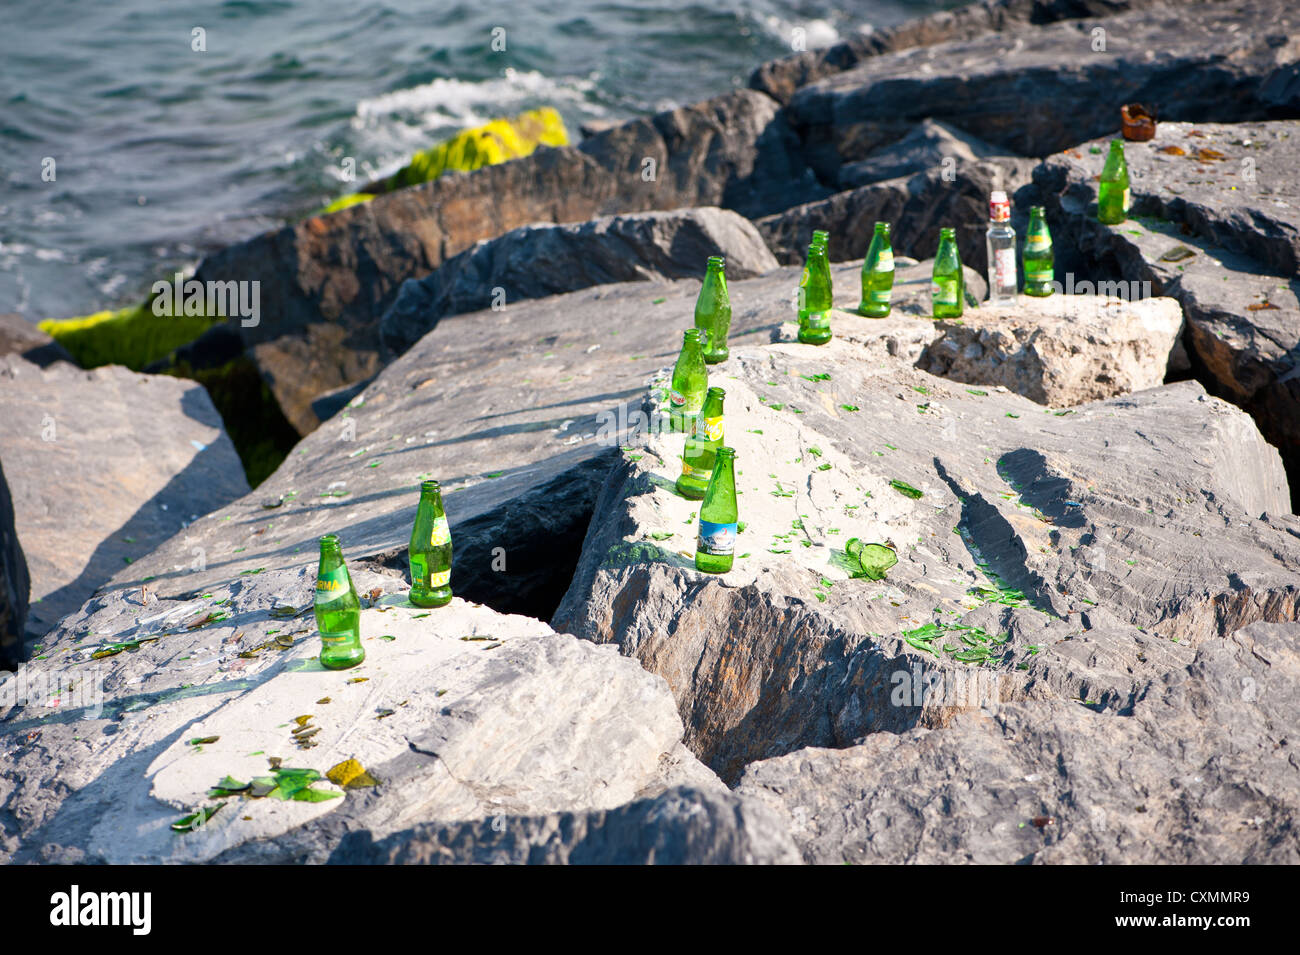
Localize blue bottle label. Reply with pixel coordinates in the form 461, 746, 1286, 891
697, 520, 738, 556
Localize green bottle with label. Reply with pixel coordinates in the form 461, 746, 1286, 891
677, 387, 725, 500
315, 534, 364, 670
1022, 206, 1055, 296
1097, 139, 1130, 225
409, 480, 453, 608
931, 227, 964, 319
798, 234, 833, 345
695, 447, 738, 575
858, 221, 894, 317
695, 256, 731, 364
669, 328, 708, 433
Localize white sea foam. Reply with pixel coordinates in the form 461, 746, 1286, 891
349, 67, 603, 178
760, 15, 841, 50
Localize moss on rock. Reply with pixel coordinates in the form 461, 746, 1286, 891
38, 301, 218, 371
315, 107, 568, 214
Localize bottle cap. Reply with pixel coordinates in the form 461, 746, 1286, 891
989, 191, 1010, 222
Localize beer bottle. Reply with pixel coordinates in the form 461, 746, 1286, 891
669, 328, 708, 433
695, 256, 731, 364
315, 534, 364, 670
797, 235, 833, 345
695, 446, 738, 575
858, 221, 894, 318
986, 190, 1017, 307
1022, 206, 1055, 296
931, 227, 964, 319
676, 386, 725, 500
408, 480, 453, 608
1097, 139, 1130, 225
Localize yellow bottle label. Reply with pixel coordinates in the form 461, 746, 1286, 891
693, 415, 723, 442
1025, 235, 1051, 253
428, 569, 450, 588
429, 516, 450, 547
680, 459, 711, 479
316, 567, 348, 596
875, 250, 894, 272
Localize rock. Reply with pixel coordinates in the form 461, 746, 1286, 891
552, 336, 1299, 782
756, 158, 1037, 275
1032, 121, 1300, 508
0, 357, 250, 649
917, 294, 1185, 406
110, 257, 1201, 633
749, 0, 1167, 104
736, 621, 1300, 864
0, 314, 74, 368
785, 0, 1300, 183
194, 89, 822, 435
379, 207, 780, 359
328, 786, 800, 865
90, 267, 798, 625
0, 458, 30, 671
0, 565, 718, 863
837, 119, 1019, 189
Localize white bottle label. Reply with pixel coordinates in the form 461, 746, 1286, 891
994, 248, 1017, 289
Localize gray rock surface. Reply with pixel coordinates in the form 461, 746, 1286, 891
918, 294, 1184, 406
785, 0, 1300, 182
0, 567, 718, 863
756, 158, 1037, 274
0, 357, 249, 649
837, 119, 1021, 190
379, 207, 779, 359
749, 0, 1170, 104
0, 314, 73, 368
0, 459, 29, 671
193, 89, 822, 435
328, 786, 800, 865
737, 621, 1300, 864
1032, 121, 1300, 508
553, 337, 1299, 782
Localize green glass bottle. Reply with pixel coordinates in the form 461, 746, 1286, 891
315, 534, 364, 670
931, 227, 964, 319
1097, 139, 1130, 225
1022, 206, 1055, 296
408, 480, 452, 608
695, 446, 738, 575
797, 236, 833, 345
676, 386, 725, 500
695, 256, 731, 365
669, 328, 708, 433
858, 221, 894, 317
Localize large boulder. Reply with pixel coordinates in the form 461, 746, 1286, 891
0, 314, 74, 368
552, 336, 1299, 782
784, 0, 1300, 185
749, 0, 1172, 104
110, 258, 1201, 634
0, 459, 29, 671
755, 157, 1037, 274
193, 89, 822, 435
1032, 121, 1300, 508
917, 294, 1184, 406
0, 565, 718, 863
0, 357, 249, 649
736, 621, 1300, 864
836, 118, 1022, 190
329, 786, 800, 865
379, 207, 780, 359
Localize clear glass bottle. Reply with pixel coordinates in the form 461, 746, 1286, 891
986, 190, 1017, 307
